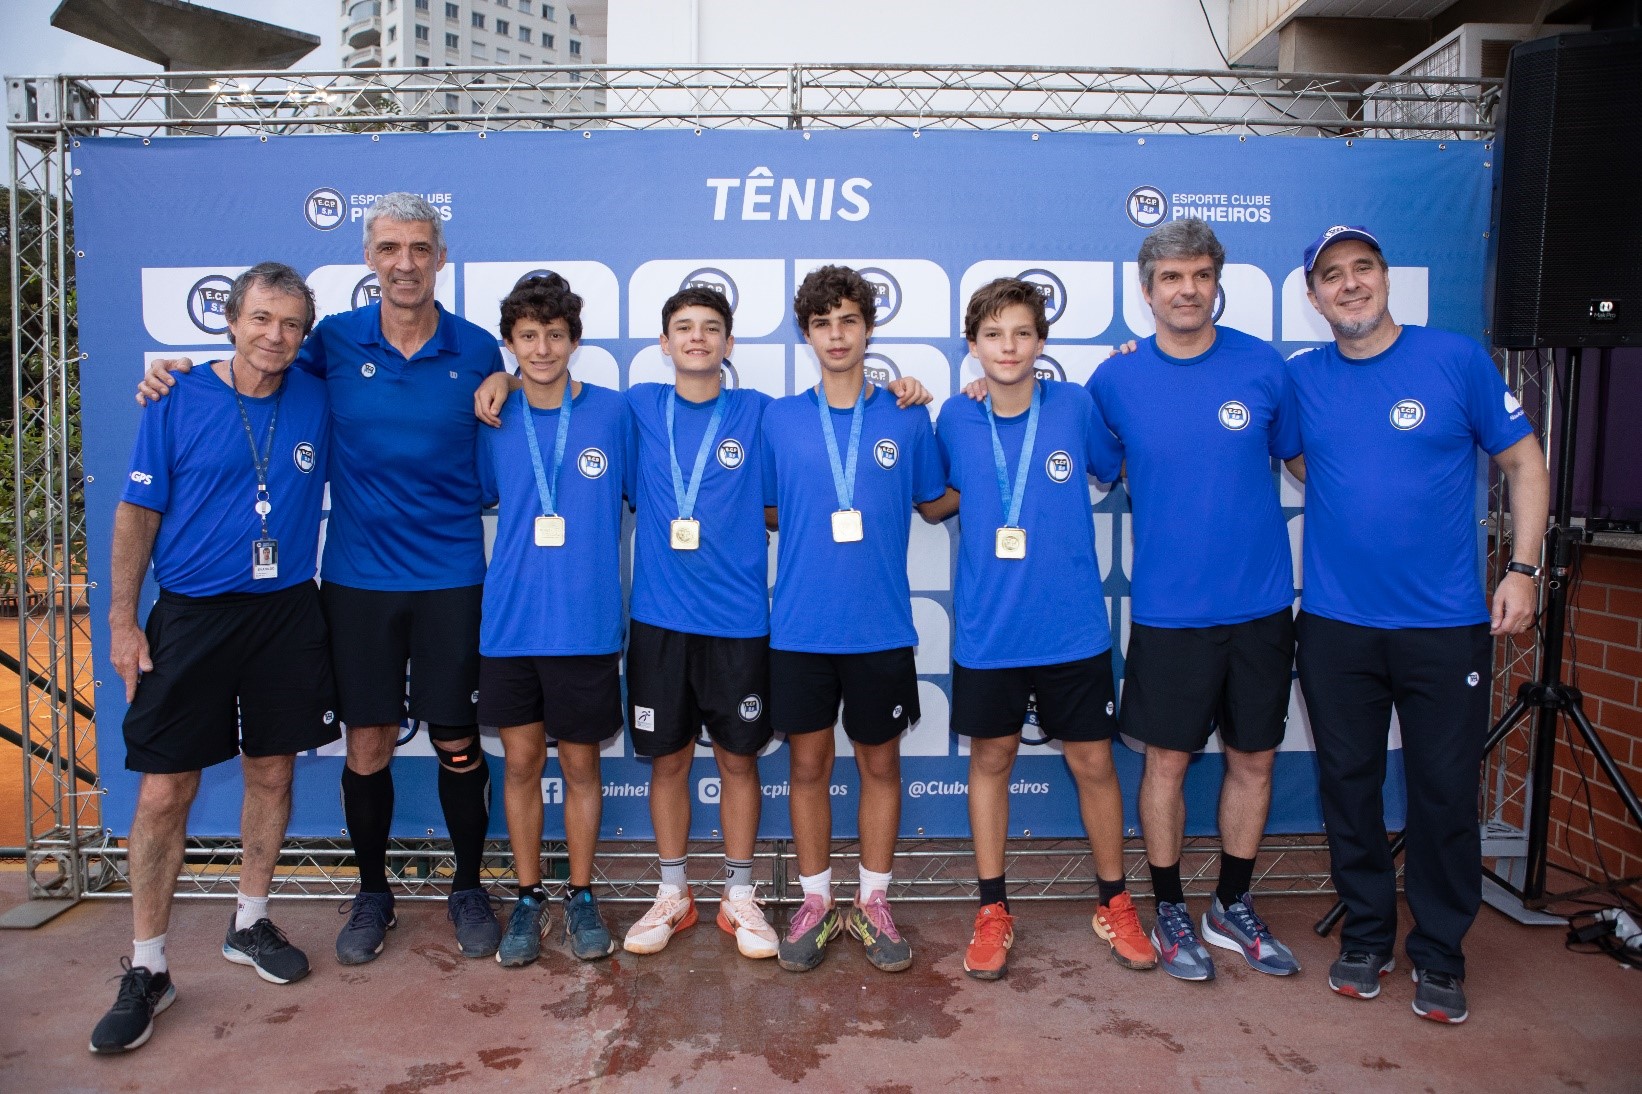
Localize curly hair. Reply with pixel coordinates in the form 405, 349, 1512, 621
500, 272, 582, 343
793, 264, 876, 332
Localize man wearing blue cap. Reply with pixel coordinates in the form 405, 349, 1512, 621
1290, 225, 1548, 1025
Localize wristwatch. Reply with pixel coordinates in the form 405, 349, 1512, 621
1506, 561, 1541, 579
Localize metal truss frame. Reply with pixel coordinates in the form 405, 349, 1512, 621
7, 63, 1495, 909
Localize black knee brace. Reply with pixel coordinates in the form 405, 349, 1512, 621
432, 727, 482, 771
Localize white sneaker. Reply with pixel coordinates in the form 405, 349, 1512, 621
717, 885, 779, 959
622, 886, 697, 954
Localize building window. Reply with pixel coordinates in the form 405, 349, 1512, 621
388, 54, 398, 65
472, 11, 484, 27
568, 12, 577, 27
496, 18, 509, 35
519, 52, 532, 63
543, 4, 554, 20
445, 1, 458, 18
386, 0, 396, 10
542, 31, 554, 48
445, 31, 459, 47
416, 54, 429, 66
496, 0, 508, 5
517, 1, 531, 13
568, 39, 580, 56
414, 0, 429, 10
414, 24, 429, 40
496, 46, 510, 62
445, 92, 459, 111
472, 41, 487, 58
518, 24, 531, 41
386, 25, 397, 42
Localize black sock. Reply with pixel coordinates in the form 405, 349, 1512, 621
1097, 876, 1127, 907
1149, 861, 1184, 908
978, 874, 1009, 910
1216, 852, 1256, 908
518, 882, 547, 902
342, 766, 394, 894
566, 884, 591, 902
437, 753, 491, 893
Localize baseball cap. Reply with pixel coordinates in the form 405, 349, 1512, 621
1303, 225, 1383, 275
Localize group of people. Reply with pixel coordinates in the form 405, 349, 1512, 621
90, 192, 1548, 1054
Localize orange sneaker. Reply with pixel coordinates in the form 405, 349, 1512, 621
1093, 891, 1157, 971
963, 902, 1016, 981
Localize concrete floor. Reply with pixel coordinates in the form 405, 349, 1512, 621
2, 874, 1639, 1093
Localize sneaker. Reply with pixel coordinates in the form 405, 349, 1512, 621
562, 889, 616, 961
1149, 900, 1214, 981
1412, 968, 1469, 1024
1328, 951, 1395, 999
777, 893, 842, 973
335, 891, 396, 966
497, 894, 551, 967
717, 887, 779, 959
447, 887, 502, 958
846, 892, 914, 973
1200, 892, 1300, 977
222, 913, 310, 984
624, 887, 698, 954
1092, 891, 1158, 971
963, 902, 1015, 981
89, 960, 176, 1054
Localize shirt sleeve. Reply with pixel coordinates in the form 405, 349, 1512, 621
761, 405, 779, 508
1082, 387, 1124, 484
1464, 340, 1534, 456
291, 324, 326, 379
620, 400, 638, 504
477, 415, 499, 508
910, 409, 946, 504
483, 340, 505, 377
120, 390, 174, 514
1267, 363, 1304, 461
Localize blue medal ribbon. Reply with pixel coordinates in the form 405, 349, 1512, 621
818, 382, 867, 510
667, 388, 726, 521
985, 380, 1041, 529
520, 385, 573, 517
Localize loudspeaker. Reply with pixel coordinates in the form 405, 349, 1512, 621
1490, 28, 1642, 348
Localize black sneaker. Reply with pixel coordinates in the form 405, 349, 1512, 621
1328, 950, 1395, 999
223, 913, 311, 984
335, 890, 397, 965
448, 887, 503, 958
1412, 968, 1469, 1024
89, 959, 176, 1053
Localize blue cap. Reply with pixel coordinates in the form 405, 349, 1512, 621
1303, 225, 1383, 275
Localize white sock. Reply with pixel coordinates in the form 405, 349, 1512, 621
133, 934, 167, 974
798, 869, 832, 903
858, 865, 893, 902
235, 891, 269, 931
727, 883, 755, 902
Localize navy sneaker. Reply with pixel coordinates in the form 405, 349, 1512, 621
1150, 900, 1215, 981
448, 887, 502, 958
497, 894, 550, 968
222, 913, 310, 984
1412, 968, 1469, 1024
1328, 951, 1395, 999
1200, 892, 1300, 976
335, 891, 396, 966
89, 960, 175, 1054
563, 889, 616, 961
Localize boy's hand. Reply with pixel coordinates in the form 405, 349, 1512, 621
886, 376, 932, 408
135, 357, 194, 406
962, 377, 987, 402
475, 371, 518, 426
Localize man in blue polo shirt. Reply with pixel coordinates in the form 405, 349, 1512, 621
137, 194, 506, 964
1088, 219, 1305, 984
1291, 224, 1548, 1024
95, 263, 336, 1053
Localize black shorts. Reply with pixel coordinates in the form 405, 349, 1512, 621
320, 582, 481, 732
951, 651, 1118, 743
478, 652, 623, 745
769, 647, 919, 747
1119, 607, 1295, 754
625, 620, 773, 758
123, 581, 340, 774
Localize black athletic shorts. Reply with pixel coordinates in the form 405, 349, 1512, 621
951, 651, 1119, 743
123, 581, 339, 774
320, 581, 481, 732
625, 620, 773, 758
478, 651, 623, 745
1119, 606, 1295, 754
769, 647, 919, 747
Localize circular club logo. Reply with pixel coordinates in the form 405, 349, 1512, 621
1033, 353, 1066, 382
352, 273, 382, 309
514, 267, 559, 289
858, 267, 903, 327
304, 187, 346, 231
292, 441, 317, 473
679, 267, 739, 313
1212, 284, 1227, 322
360, 362, 377, 378
1218, 400, 1250, 431
186, 274, 235, 336
738, 694, 763, 722
1390, 399, 1426, 431
1021, 694, 1050, 746
720, 360, 740, 389
1466, 671, 1481, 687
1016, 268, 1067, 325
578, 447, 609, 478
1045, 450, 1074, 483
1126, 185, 1168, 228
862, 351, 901, 386
717, 438, 745, 470
873, 438, 900, 470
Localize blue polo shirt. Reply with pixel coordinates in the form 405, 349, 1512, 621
628, 382, 772, 639
477, 383, 633, 657
122, 364, 330, 597
762, 385, 946, 654
1087, 326, 1302, 628
937, 381, 1122, 668
1287, 325, 1534, 629
295, 301, 503, 592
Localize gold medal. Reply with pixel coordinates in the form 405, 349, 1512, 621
670, 518, 701, 551
534, 514, 566, 547
995, 526, 1027, 559
832, 509, 864, 543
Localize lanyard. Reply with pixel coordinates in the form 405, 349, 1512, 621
817, 382, 866, 510
228, 358, 283, 536
985, 380, 1041, 529
666, 388, 726, 521
520, 386, 573, 517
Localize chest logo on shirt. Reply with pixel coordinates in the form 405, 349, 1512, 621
1218, 400, 1250, 431
717, 438, 745, 470
1045, 451, 1073, 483
360, 362, 377, 379
292, 442, 316, 474
578, 448, 609, 479
874, 439, 899, 469
1390, 399, 1426, 431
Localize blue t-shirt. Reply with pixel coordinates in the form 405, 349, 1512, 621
1087, 326, 1302, 628
122, 364, 330, 597
296, 302, 503, 592
937, 381, 1122, 668
1287, 325, 1534, 629
478, 384, 634, 657
762, 385, 946, 654
627, 383, 772, 639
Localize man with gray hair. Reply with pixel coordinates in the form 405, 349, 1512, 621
1086, 217, 1304, 982
97, 263, 336, 1052
137, 194, 506, 965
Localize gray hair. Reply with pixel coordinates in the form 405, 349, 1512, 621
363, 191, 445, 253
1137, 218, 1225, 290
224, 261, 316, 341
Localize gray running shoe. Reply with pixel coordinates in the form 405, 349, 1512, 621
448, 886, 502, 958
563, 889, 616, 961
335, 891, 396, 966
497, 894, 550, 967
1150, 900, 1215, 981
1412, 968, 1469, 1024
222, 913, 310, 984
1200, 892, 1300, 976
846, 892, 914, 973
777, 893, 841, 973
1328, 951, 1395, 998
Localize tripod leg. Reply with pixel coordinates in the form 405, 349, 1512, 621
1565, 698, 1642, 831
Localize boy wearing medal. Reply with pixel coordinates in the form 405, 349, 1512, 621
938, 278, 1151, 981
480, 274, 633, 967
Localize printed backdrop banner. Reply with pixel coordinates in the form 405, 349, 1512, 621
73, 129, 1493, 841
